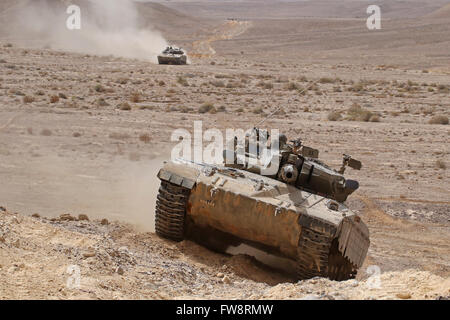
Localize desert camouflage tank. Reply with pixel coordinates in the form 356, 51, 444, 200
155, 129, 370, 280
157, 46, 187, 65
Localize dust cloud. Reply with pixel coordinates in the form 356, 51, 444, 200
0, 154, 168, 232
8, 0, 167, 62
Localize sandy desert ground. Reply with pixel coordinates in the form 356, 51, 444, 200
0, 0, 449, 299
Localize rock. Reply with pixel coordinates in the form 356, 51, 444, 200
101, 218, 109, 225
59, 214, 76, 221
216, 272, 224, 278
12, 217, 20, 224
8, 266, 19, 273
31, 213, 40, 218
396, 292, 411, 299
83, 251, 96, 258
222, 275, 231, 284
78, 214, 89, 221
116, 266, 124, 275
0, 236, 5, 243
0, 206, 6, 212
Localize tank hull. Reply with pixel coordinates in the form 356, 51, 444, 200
157, 54, 187, 65
156, 160, 370, 280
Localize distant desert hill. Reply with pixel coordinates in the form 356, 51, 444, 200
426, 3, 450, 19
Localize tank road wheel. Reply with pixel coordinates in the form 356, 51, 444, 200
297, 228, 357, 281
155, 181, 190, 242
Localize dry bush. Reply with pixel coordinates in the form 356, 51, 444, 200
49, 95, 59, 103
177, 76, 189, 87
438, 85, 449, 93
346, 104, 373, 122
130, 92, 141, 103
97, 98, 109, 107
23, 96, 35, 103
217, 105, 226, 112
210, 80, 225, 88
327, 111, 342, 121
116, 78, 128, 84
436, 160, 446, 170
118, 102, 131, 111
319, 77, 336, 84
348, 82, 366, 92
253, 107, 264, 114
40, 129, 52, 136
139, 133, 151, 143
257, 81, 273, 89
138, 105, 154, 110
94, 84, 105, 92
198, 103, 216, 114
370, 115, 381, 122
285, 82, 299, 91
109, 132, 130, 140
428, 115, 448, 125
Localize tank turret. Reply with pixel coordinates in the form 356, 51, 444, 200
223, 128, 362, 203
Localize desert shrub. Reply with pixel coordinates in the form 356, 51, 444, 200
177, 76, 189, 87
97, 98, 109, 106
49, 95, 59, 103
285, 82, 299, 91
23, 96, 35, 103
109, 132, 130, 140
428, 115, 449, 125
116, 78, 128, 84
257, 81, 273, 89
327, 111, 342, 121
94, 84, 105, 92
346, 104, 373, 122
253, 107, 264, 114
130, 92, 141, 103
40, 129, 52, 136
348, 82, 366, 92
198, 103, 215, 114
319, 77, 336, 84
118, 102, 131, 111
436, 160, 447, 169
369, 115, 381, 122
210, 80, 225, 88
58, 93, 67, 99
217, 105, 226, 112
139, 133, 151, 143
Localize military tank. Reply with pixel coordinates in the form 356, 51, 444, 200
155, 129, 370, 281
157, 46, 187, 65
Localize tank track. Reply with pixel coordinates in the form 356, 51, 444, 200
155, 181, 190, 242
297, 228, 357, 281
